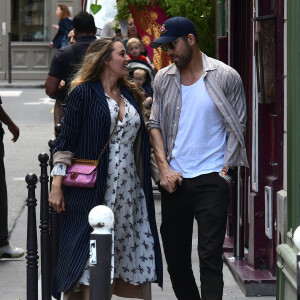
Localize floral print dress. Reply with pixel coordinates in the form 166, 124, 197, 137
78, 94, 156, 286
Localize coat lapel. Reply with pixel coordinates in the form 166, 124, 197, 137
90, 80, 111, 122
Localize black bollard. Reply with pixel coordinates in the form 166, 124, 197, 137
26, 173, 39, 300
48, 137, 61, 283
39, 153, 51, 300
48, 138, 57, 190
54, 123, 62, 140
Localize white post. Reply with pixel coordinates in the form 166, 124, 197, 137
293, 226, 300, 300
88, 205, 114, 300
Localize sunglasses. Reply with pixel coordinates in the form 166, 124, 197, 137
160, 37, 181, 53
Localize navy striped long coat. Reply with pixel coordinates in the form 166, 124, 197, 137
52, 80, 163, 299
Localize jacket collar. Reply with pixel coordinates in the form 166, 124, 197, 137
202, 52, 217, 72
166, 52, 217, 76
89, 80, 143, 124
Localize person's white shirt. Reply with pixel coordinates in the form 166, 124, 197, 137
100, 18, 128, 38
170, 75, 226, 178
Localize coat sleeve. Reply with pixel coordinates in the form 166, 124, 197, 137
223, 68, 247, 167
148, 71, 162, 131
54, 86, 85, 153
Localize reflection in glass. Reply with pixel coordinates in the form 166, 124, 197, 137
11, 0, 47, 42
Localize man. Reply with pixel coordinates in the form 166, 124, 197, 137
45, 11, 97, 125
67, 29, 75, 45
149, 17, 248, 300
0, 96, 24, 259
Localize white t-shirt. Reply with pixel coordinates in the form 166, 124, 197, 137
169, 75, 226, 178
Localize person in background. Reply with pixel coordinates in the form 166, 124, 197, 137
50, 4, 73, 49
48, 37, 163, 300
100, 18, 128, 38
133, 68, 153, 125
0, 96, 24, 259
45, 11, 97, 126
127, 38, 149, 63
67, 29, 76, 45
100, 0, 127, 38
53, 29, 77, 125
122, 17, 148, 58
133, 68, 153, 109
149, 16, 248, 300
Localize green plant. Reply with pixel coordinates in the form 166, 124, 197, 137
116, 0, 216, 57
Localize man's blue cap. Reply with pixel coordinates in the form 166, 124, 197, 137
150, 16, 198, 48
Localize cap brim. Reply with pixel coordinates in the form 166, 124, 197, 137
150, 35, 179, 48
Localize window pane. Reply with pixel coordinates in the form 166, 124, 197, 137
11, 0, 46, 42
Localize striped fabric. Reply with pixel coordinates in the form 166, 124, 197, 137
149, 53, 249, 168
52, 80, 163, 299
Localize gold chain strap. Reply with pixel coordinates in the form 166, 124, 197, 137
96, 91, 122, 166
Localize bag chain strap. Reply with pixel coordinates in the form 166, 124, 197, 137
95, 91, 122, 166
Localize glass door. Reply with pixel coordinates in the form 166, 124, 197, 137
11, 0, 46, 42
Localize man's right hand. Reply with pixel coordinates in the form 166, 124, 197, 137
8, 122, 19, 142
159, 166, 183, 193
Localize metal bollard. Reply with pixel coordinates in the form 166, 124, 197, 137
48, 137, 61, 280
48, 138, 57, 188
293, 226, 300, 300
38, 153, 51, 300
54, 123, 62, 140
88, 205, 114, 300
25, 173, 39, 300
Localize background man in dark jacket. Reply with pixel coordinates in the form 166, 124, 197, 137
45, 11, 97, 125
0, 96, 24, 259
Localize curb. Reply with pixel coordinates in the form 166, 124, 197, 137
0, 81, 45, 89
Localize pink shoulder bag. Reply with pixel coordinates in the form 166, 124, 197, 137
63, 122, 118, 188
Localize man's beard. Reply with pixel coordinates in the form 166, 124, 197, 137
170, 43, 193, 69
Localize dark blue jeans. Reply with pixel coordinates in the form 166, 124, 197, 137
0, 136, 8, 246
160, 172, 230, 300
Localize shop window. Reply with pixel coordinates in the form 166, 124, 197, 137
11, 0, 47, 42
253, 15, 277, 104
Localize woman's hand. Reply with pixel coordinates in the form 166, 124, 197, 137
52, 24, 59, 30
49, 175, 65, 213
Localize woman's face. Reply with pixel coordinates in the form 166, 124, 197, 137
106, 41, 130, 78
127, 19, 137, 36
56, 6, 62, 18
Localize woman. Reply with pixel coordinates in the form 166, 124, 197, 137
122, 17, 147, 57
49, 37, 163, 300
50, 4, 73, 49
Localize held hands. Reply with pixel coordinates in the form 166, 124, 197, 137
159, 166, 183, 193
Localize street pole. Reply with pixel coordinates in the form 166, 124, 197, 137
88, 205, 114, 300
293, 226, 300, 300
233, 166, 244, 259
38, 153, 51, 300
8, 32, 12, 84
25, 173, 39, 300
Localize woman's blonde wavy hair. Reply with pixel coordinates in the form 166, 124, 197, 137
70, 37, 144, 111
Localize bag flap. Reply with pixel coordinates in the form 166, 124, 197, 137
66, 163, 97, 175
